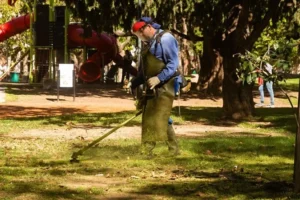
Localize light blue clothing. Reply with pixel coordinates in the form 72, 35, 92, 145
148, 29, 180, 125
149, 30, 179, 83
258, 81, 274, 105
174, 76, 181, 94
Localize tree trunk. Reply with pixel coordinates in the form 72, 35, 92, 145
222, 52, 254, 119
180, 18, 188, 75
198, 35, 223, 95
294, 43, 300, 192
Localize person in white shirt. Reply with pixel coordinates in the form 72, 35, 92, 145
255, 62, 275, 108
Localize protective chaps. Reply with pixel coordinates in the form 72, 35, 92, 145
166, 124, 180, 156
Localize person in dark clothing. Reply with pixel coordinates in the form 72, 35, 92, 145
121, 50, 133, 84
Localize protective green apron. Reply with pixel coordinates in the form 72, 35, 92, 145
141, 49, 175, 142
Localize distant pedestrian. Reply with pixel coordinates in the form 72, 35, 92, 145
255, 62, 275, 108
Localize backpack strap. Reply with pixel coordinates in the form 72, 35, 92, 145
154, 30, 181, 78
154, 30, 170, 56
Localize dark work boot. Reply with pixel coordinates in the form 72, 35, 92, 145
166, 125, 180, 156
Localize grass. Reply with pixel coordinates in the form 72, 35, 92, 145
4, 91, 18, 102
0, 135, 297, 199
0, 106, 295, 135
0, 106, 299, 199
277, 78, 299, 92
0, 79, 299, 199
275, 78, 299, 106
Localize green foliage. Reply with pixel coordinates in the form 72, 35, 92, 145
294, 8, 300, 25
236, 38, 297, 85
236, 51, 260, 85
253, 16, 299, 67
65, 0, 139, 33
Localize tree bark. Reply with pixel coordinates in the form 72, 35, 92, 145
198, 35, 223, 95
222, 54, 254, 119
180, 18, 189, 75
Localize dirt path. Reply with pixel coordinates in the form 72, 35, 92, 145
0, 84, 225, 119
0, 84, 294, 140
7, 124, 258, 141
0, 84, 294, 119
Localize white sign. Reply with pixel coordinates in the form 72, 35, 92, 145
59, 64, 74, 88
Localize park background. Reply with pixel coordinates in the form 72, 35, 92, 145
0, 0, 300, 199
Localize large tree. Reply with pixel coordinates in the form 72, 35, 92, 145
66, 0, 297, 119
175, 0, 297, 119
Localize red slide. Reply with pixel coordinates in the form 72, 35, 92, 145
0, 14, 31, 42
0, 14, 136, 82
67, 23, 120, 82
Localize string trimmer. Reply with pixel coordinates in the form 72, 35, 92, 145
70, 110, 142, 163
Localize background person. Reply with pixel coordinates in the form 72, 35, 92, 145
255, 62, 275, 108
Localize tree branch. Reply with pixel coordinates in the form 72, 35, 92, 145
235, 0, 250, 40
112, 30, 134, 37
244, 0, 281, 50
170, 28, 204, 41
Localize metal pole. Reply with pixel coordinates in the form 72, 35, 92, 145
57, 70, 60, 101
29, 0, 37, 83
73, 69, 76, 101
136, 0, 142, 78
294, 45, 300, 192
64, 7, 69, 63
101, 53, 105, 83
49, 0, 54, 79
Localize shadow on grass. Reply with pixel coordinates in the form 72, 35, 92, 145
0, 135, 297, 199
1, 106, 297, 137
190, 136, 295, 158
174, 106, 297, 134
132, 177, 297, 199
87, 138, 296, 199
253, 107, 297, 134
0, 110, 142, 129
2, 179, 100, 200
4, 84, 135, 99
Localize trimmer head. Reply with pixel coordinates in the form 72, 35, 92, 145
70, 151, 82, 163
70, 157, 80, 163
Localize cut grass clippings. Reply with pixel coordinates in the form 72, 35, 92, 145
0, 105, 299, 199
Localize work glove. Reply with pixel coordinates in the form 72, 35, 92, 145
147, 76, 160, 90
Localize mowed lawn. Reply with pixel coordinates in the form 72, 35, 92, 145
0, 78, 300, 200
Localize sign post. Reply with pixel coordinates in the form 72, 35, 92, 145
57, 64, 75, 101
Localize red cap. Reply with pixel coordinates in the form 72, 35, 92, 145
132, 21, 146, 32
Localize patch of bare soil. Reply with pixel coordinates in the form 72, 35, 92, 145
0, 83, 295, 140
8, 124, 256, 141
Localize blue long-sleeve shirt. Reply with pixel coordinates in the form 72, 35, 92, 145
149, 29, 179, 82
131, 29, 180, 89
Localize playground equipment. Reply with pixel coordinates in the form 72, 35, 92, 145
0, 14, 31, 42
67, 23, 121, 82
0, 50, 29, 82
0, 1, 137, 83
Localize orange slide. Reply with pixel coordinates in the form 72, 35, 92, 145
0, 13, 137, 82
